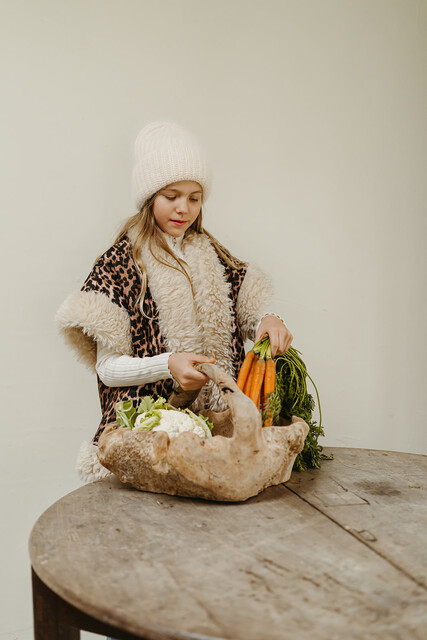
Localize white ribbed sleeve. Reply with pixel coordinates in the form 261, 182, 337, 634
95, 313, 283, 388
96, 341, 173, 387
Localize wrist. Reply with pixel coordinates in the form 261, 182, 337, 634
167, 352, 176, 376
260, 312, 285, 325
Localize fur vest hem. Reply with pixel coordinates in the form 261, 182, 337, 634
76, 441, 113, 483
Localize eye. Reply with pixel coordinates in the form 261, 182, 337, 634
190, 198, 200, 202
164, 195, 176, 201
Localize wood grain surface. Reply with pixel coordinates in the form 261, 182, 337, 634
29, 447, 427, 640
286, 447, 427, 589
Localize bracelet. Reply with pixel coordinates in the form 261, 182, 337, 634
260, 312, 285, 325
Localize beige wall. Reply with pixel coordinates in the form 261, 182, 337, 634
1, 0, 426, 636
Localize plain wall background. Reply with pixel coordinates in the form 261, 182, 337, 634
1, 0, 426, 637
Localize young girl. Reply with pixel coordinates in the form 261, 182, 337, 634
56, 121, 293, 479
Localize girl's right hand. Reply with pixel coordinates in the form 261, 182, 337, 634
168, 353, 216, 390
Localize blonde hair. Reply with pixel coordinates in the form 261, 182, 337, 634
97, 192, 246, 315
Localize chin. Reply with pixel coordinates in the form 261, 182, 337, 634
168, 227, 187, 237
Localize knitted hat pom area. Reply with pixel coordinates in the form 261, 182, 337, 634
131, 121, 212, 211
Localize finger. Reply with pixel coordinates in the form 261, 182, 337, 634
192, 354, 216, 364
254, 328, 267, 344
270, 341, 279, 358
284, 332, 293, 353
279, 333, 288, 355
191, 372, 210, 384
181, 370, 210, 387
278, 337, 290, 355
272, 331, 288, 357
271, 344, 281, 358
268, 329, 281, 357
181, 376, 209, 390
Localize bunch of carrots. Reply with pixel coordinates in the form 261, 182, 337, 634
236, 337, 330, 470
236, 337, 276, 426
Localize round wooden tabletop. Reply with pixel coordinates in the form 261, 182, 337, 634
29, 447, 427, 640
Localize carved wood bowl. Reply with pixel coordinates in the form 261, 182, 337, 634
97, 363, 309, 502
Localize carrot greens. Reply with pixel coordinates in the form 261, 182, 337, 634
236, 338, 332, 471
274, 347, 332, 471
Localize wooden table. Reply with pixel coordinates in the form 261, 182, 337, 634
29, 447, 427, 640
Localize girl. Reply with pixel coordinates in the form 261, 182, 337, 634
56, 122, 293, 480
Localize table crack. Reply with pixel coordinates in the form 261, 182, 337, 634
284, 484, 427, 591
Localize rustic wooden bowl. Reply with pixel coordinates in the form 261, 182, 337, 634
97, 363, 309, 502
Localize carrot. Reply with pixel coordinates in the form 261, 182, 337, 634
256, 379, 264, 411
243, 355, 257, 395
249, 357, 266, 405
236, 350, 255, 391
263, 358, 276, 426
264, 358, 276, 395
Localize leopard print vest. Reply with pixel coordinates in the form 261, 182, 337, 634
80, 234, 247, 443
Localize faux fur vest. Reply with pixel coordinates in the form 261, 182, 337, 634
56, 231, 272, 448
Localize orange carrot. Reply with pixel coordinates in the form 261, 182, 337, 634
264, 358, 276, 395
236, 350, 255, 391
243, 355, 257, 395
256, 379, 264, 411
261, 380, 268, 413
262, 358, 276, 426
249, 357, 266, 405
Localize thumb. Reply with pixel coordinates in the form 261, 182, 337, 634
254, 328, 267, 345
192, 354, 216, 364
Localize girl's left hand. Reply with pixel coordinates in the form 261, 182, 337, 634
254, 315, 293, 358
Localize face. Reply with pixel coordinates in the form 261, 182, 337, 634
152, 180, 202, 238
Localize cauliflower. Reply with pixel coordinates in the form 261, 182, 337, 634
116, 396, 213, 439
134, 408, 212, 439
151, 410, 207, 439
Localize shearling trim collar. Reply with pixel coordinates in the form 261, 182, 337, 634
139, 232, 234, 411
55, 290, 133, 371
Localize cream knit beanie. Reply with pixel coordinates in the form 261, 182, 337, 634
132, 121, 211, 210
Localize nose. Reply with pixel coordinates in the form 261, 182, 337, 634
175, 197, 189, 214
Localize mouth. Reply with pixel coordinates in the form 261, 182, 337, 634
170, 220, 187, 226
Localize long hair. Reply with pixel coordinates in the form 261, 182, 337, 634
95, 192, 246, 315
